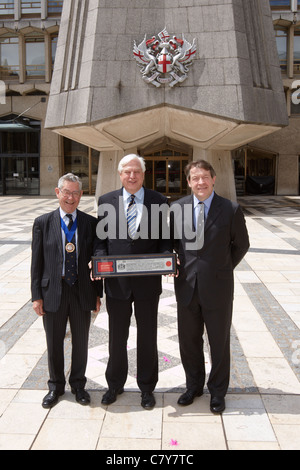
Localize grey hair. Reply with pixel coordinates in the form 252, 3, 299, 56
118, 154, 146, 173
58, 173, 82, 190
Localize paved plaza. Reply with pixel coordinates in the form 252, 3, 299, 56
0, 195, 300, 451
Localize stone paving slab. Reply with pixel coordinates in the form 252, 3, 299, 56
0, 195, 300, 451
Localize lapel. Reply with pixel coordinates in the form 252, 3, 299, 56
204, 193, 223, 233
76, 209, 84, 257
114, 187, 126, 220
141, 187, 153, 228
52, 208, 63, 260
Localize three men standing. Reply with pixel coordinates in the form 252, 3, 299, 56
31, 157, 249, 415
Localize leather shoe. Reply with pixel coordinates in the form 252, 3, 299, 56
210, 396, 225, 414
141, 392, 156, 409
42, 390, 64, 409
101, 388, 124, 405
71, 388, 90, 406
177, 389, 203, 406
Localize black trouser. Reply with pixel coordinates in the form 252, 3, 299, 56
43, 280, 91, 393
105, 294, 159, 392
177, 282, 232, 397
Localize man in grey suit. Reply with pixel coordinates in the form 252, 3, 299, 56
31, 173, 102, 409
171, 160, 249, 414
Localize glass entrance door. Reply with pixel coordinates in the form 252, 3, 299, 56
0, 156, 39, 195
144, 154, 189, 200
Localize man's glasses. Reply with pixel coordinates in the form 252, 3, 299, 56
60, 189, 82, 198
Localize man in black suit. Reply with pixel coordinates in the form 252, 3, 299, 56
171, 160, 249, 414
93, 154, 171, 409
31, 173, 102, 409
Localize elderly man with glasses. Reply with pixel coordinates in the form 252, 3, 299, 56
31, 173, 102, 409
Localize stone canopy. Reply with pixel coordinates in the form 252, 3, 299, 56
45, 0, 288, 154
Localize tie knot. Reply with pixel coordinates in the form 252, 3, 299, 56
129, 194, 135, 205
66, 214, 73, 228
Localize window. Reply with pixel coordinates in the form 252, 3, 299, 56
21, 1, 41, 17
0, 0, 14, 17
275, 28, 288, 72
63, 138, 99, 194
48, 0, 63, 16
25, 34, 45, 77
0, 35, 19, 80
233, 147, 277, 196
144, 150, 190, 198
0, 115, 40, 196
270, 0, 291, 9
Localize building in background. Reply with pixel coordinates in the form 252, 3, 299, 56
0, 0, 98, 196
0, 1, 299, 199
236, 0, 300, 196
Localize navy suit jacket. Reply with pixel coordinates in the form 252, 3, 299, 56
171, 193, 250, 309
94, 187, 172, 300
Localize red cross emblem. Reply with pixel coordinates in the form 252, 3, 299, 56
158, 53, 172, 73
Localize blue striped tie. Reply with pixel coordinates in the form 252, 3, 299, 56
127, 194, 137, 239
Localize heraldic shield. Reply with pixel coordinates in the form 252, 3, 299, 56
133, 28, 197, 88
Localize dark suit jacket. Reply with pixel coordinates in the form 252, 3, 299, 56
94, 187, 172, 300
31, 208, 102, 312
171, 193, 250, 310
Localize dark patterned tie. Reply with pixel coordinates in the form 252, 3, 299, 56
65, 214, 77, 286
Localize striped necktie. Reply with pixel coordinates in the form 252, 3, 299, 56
127, 194, 137, 239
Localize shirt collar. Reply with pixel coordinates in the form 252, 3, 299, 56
193, 191, 215, 211
59, 207, 77, 220
123, 186, 145, 203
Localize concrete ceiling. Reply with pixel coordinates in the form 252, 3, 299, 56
52, 106, 281, 152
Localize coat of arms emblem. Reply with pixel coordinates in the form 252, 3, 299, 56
133, 28, 196, 88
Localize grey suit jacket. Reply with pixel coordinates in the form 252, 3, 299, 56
31, 208, 102, 312
171, 193, 250, 309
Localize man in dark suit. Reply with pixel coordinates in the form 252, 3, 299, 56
93, 154, 171, 409
31, 173, 102, 409
171, 160, 249, 414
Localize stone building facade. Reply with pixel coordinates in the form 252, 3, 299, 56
0, 1, 298, 200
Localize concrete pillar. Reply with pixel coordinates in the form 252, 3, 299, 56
276, 155, 299, 196
95, 150, 125, 203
